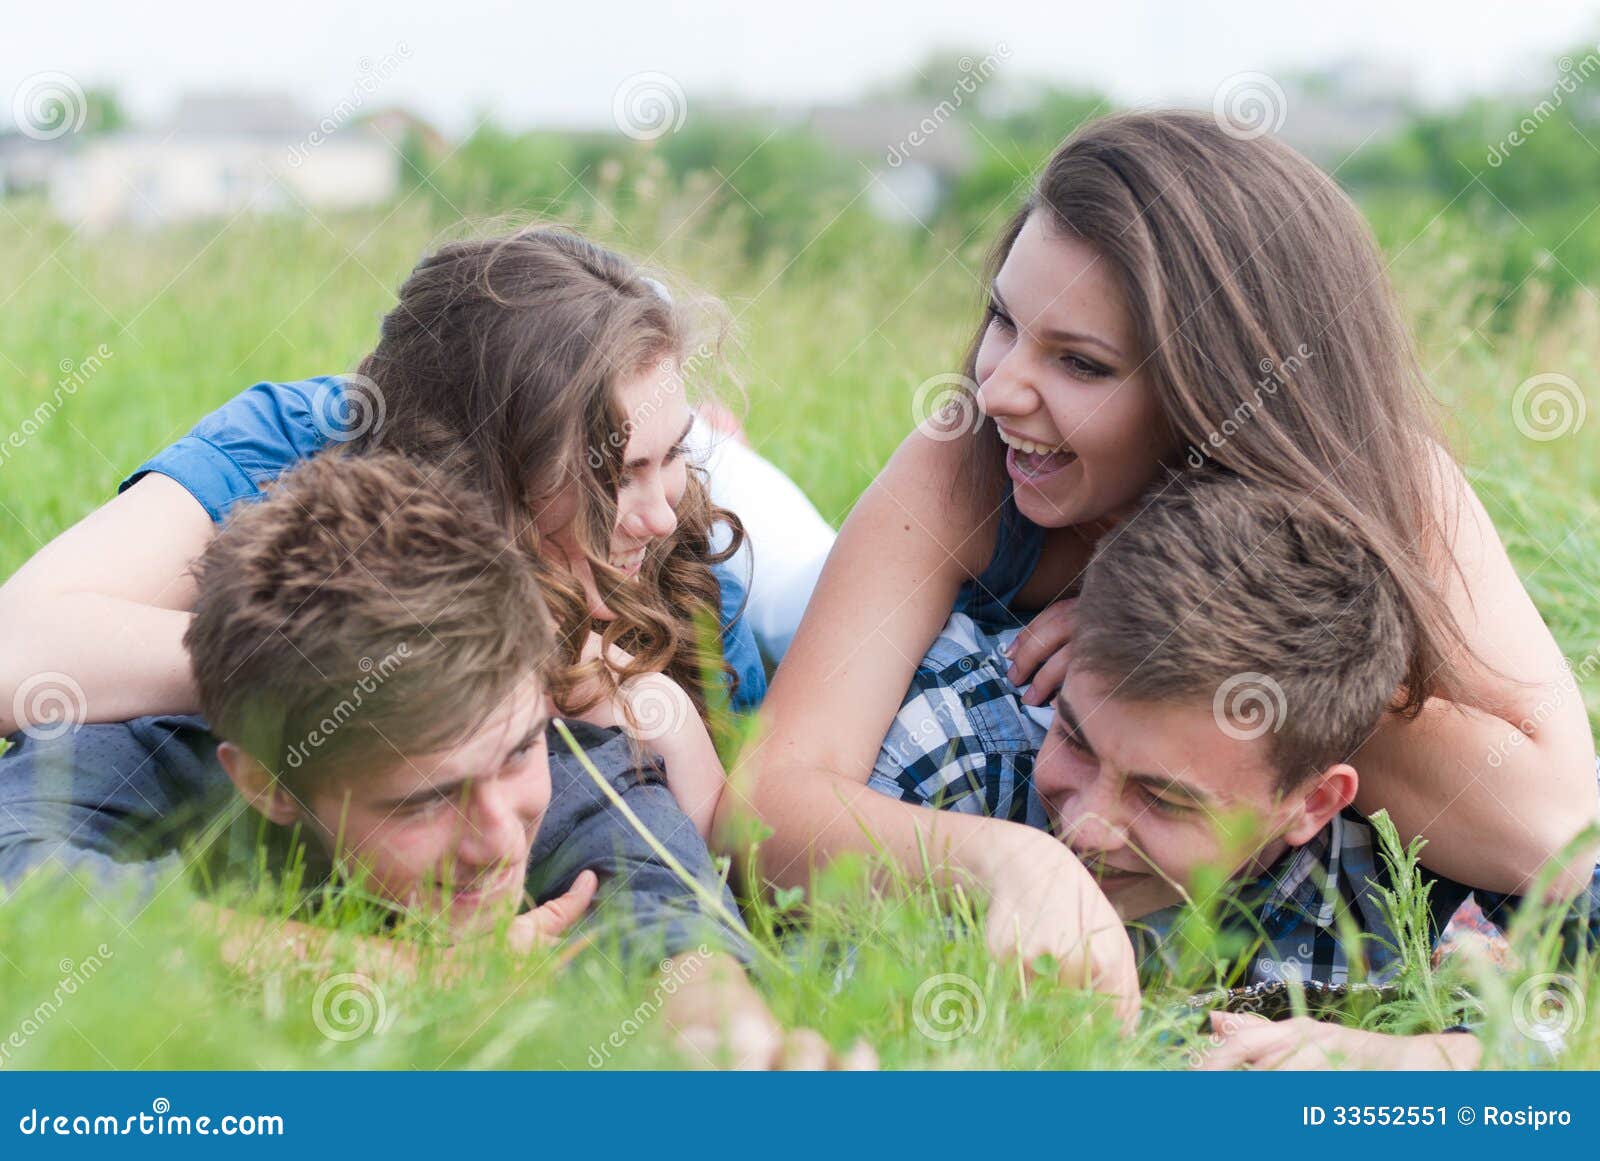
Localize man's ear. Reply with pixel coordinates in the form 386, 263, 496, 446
1280, 763, 1359, 847
216, 741, 299, 826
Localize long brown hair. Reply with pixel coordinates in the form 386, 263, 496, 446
962, 109, 1473, 714
350, 225, 740, 716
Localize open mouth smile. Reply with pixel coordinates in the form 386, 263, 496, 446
997, 425, 1078, 484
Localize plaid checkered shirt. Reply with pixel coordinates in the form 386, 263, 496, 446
867, 612, 1600, 986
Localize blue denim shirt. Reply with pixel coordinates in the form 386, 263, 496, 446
121, 377, 766, 710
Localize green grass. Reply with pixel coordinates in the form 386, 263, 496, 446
1, 187, 1599, 1069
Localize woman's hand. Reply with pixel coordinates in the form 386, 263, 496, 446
571, 632, 724, 837
664, 951, 877, 1071
1006, 598, 1077, 707
1200, 1011, 1482, 1070
973, 824, 1141, 1029
568, 632, 646, 733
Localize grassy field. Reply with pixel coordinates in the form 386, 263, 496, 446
1, 184, 1599, 1069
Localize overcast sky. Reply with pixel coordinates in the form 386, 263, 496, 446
8, 0, 1600, 135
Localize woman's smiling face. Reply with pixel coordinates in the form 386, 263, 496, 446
531, 357, 692, 582
973, 211, 1176, 528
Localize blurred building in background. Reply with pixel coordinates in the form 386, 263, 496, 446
807, 101, 973, 224
1, 93, 427, 230
1274, 59, 1416, 162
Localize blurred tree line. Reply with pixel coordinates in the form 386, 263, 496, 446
406, 42, 1600, 300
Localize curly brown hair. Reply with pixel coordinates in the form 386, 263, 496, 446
346, 225, 742, 718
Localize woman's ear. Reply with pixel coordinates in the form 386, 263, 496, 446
216, 741, 299, 826
1280, 763, 1359, 847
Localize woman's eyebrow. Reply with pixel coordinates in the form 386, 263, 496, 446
1039, 326, 1124, 361
991, 285, 1125, 361
624, 417, 695, 471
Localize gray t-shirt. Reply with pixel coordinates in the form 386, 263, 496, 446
0, 716, 752, 965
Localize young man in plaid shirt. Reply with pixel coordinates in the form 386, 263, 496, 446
870, 468, 1599, 1067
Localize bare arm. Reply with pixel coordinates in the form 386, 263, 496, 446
731, 431, 1139, 1017
571, 636, 727, 838
736, 428, 1000, 887
1353, 452, 1599, 898
0, 474, 214, 734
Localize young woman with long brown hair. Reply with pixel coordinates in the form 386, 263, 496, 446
747, 110, 1598, 1007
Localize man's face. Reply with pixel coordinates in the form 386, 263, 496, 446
1033, 667, 1332, 921
284, 676, 553, 933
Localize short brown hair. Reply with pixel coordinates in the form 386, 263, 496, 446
184, 451, 555, 779
1072, 470, 1411, 791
